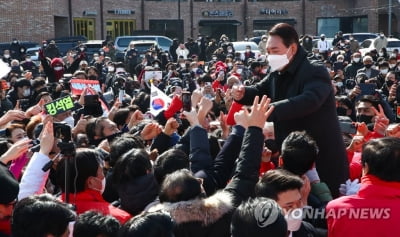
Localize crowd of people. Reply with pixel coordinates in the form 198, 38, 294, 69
0, 23, 400, 237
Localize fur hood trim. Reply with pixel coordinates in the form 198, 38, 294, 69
149, 191, 234, 226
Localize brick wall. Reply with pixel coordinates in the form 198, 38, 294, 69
0, 0, 397, 44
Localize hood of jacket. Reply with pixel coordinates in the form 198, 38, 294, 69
149, 191, 234, 226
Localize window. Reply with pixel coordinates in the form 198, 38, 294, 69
73, 18, 95, 40
106, 20, 135, 39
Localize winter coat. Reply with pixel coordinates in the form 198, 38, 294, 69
149, 126, 264, 237
326, 175, 400, 237
62, 189, 131, 224
237, 47, 349, 197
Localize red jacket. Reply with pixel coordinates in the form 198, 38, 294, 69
62, 189, 131, 224
326, 175, 400, 237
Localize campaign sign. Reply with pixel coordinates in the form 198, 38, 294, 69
44, 95, 75, 116
144, 71, 162, 82
70, 79, 101, 95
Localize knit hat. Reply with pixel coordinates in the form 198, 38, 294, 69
0, 163, 19, 204
50, 58, 64, 67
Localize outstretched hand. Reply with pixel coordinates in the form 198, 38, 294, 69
234, 95, 274, 129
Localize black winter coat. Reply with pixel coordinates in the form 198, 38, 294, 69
237, 47, 349, 197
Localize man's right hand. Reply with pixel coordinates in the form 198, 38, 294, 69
231, 84, 245, 101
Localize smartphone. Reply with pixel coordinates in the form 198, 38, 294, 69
339, 121, 357, 134
182, 91, 191, 112
84, 95, 99, 106
119, 89, 125, 103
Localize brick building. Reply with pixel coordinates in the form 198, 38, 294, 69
0, 0, 399, 43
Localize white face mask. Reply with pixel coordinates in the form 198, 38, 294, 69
3, 54, 10, 59
23, 88, 30, 97
379, 52, 384, 57
227, 63, 233, 67
54, 66, 63, 71
108, 66, 114, 72
389, 64, 396, 68
63, 116, 74, 128
353, 57, 361, 63
212, 57, 217, 60
380, 68, 389, 74
153, 56, 158, 59
26, 58, 31, 62
236, 68, 243, 74
262, 68, 268, 74
94, 57, 99, 61
267, 47, 291, 72
285, 208, 303, 232
180, 63, 186, 68
80, 47, 85, 51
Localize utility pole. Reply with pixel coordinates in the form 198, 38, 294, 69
389, 0, 392, 36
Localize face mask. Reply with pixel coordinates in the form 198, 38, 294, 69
356, 114, 373, 124
212, 57, 217, 60
333, 50, 339, 54
43, 44, 47, 47
153, 56, 158, 60
380, 34, 384, 38
350, 37, 354, 41
364, 64, 372, 69
389, 64, 396, 68
337, 59, 343, 63
315, 53, 320, 57
263, 39, 267, 42
379, 52, 384, 57
108, 66, 114, 72
353, 57, 361, 63
228, 49, 232, 53
246, 49, 251, 52
93, 177, 106, 194
20, 49, 25, 53
23, 89, 30, 97
227, 63, 233, 67
336, 81, 343, 87
180, 63, 186, 68
63, 116, 74, 128
340, 43, 345, 46
380, 68, 389, 74
192, 67, 198, 72
3, 54, 10, 59
54, 66, 63, 71
26, 58, 31, 62
13, 41, 17, 44
80, 47, 85, 51
262, 68, 268, 74
267, 47, 291, 72
285, 208, 303, 232
88, 75, 97, 80
154, 64, 159, 68
236, 68, 242, 74
94, 57, 99, 61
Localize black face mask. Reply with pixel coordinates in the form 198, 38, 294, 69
88, 75, 97, 80
364, 64, 372, 69
356, 114, 373, 124
337, 107, 348, 116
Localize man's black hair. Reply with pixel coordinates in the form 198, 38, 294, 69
119, 212, 174, 237
109, 133, 145, 167
255, 169, 303, 200
159, 169, 202, 203
12, 194, 76, 237
112, 148, 152, 186
362, 137, 400, 182
153, 148, 189, 184
268, 23, 299, 48
73, 211, 120, 237
56, 148, 102, 193
281, 131, 318, 176
231, 197, 287, 237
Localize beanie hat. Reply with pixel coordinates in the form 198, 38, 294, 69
50, 58, 64, 67
0, 163, 19, 204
